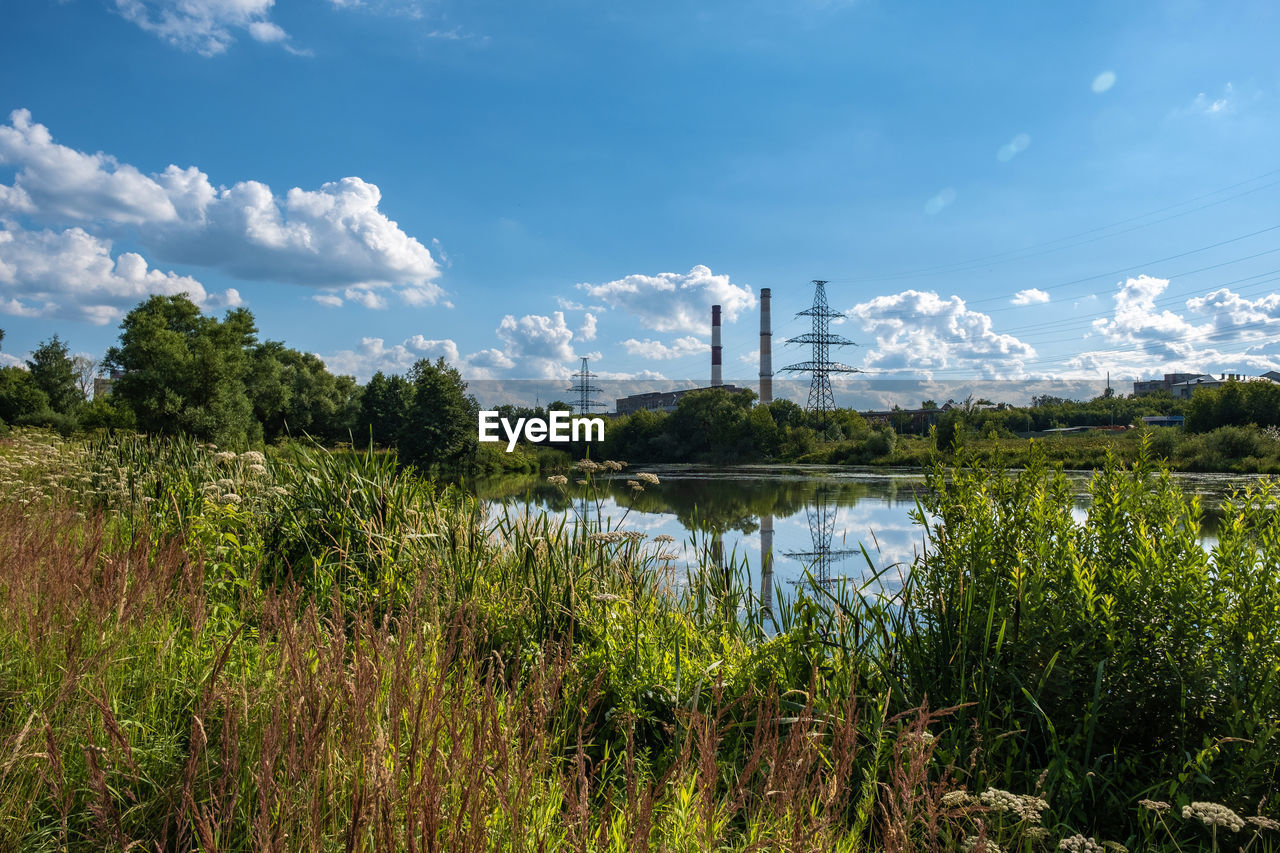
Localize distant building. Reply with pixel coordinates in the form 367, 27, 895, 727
91, 369, 124, 400
1168, 373, 1279, 399
615, 385, 743, 415
1132, 373, 1201, 396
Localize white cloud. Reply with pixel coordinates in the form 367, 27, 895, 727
621, 336, 706, 361
850, 290, 1036, 379
0, 110, 446, 312
114, 0, 295, 56
577, 265, 755, 334
1011, 288, 1050, 306
496, 311, 579, 378
318, 334, 468, 380
1075, 274, 1280, 374
313, 293, 344, 307
996, 133, 1031, 163
577, 311, 598, 341
1092, 71, 1116, 93
0, 225, 236, 325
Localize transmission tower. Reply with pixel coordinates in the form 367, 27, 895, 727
567, 357, 604, 416
779, 280, 862, 419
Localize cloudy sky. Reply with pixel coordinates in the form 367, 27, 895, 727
2, 0, 1279, 399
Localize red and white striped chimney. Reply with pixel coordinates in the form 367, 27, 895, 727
711, 304, 723, 387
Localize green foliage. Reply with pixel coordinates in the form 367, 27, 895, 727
0, 366, 50, 423
397, 357, 480, 469
896, 440, 1280, 834
25, 335, 82, 415
1185, 378, 1280, 432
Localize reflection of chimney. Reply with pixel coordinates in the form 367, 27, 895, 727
711, 304, 723, 387
759, 288, 772, 404
760, 513, 774, 613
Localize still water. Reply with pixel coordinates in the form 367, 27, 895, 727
464, 465, 1265, 600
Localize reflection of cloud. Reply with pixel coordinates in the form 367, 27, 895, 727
1092, 71, 1116, 93
923, 187, 956, 215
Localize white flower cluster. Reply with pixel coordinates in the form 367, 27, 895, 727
941, 790, 972, 808
1182, 802, 1244, 832
962, 836, 1002, 853
979, 788, 1049, 823
1058, 835, 1102, 853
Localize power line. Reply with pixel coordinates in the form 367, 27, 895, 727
779, 280, 863, 419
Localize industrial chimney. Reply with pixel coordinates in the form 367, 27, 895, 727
711, 304, 723, 387
759, 287, 772, 404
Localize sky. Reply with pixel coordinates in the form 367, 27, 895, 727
2, 0, 1279, 407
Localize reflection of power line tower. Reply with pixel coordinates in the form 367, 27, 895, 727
567, 357, 604, 416
780, 279, 862, 420
785, 497, 858, 587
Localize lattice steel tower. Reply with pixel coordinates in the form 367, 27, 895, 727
780, 280, 862, 419
567, 357, 604, 416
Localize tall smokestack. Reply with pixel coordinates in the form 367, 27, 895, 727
760, 513, 774, 613
711, 304, 723, 387
759, 287, 772, 404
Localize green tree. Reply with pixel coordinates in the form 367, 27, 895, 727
105, 294, 260, 447
358, 371, 416, 447
397, 358, 479, 468
26, 335, 82, 415
0, 366, 49, 422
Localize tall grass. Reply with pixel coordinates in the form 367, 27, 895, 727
0, 428, 1277, 851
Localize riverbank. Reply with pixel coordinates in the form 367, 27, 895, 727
1, 429, 1276, 850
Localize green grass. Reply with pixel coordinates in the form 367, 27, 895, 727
0, 428, 1277, 851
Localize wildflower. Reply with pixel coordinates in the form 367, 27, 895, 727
246, 464, 267, 477
239, 451, 266, 465
1058, 835, 1103, 853
627, 479, 643, 491
653, 534, 675, 543
1139, 800, 1170, 813
941, 790, 971, 807
546, 475, 568, 486
602, 460, 625, 471
962, 837, 1001, 853
1248, 816, 1280, 831
1182, 802, 1244, 832
221, 493, 242, 504
636, 472, 659, 485
574, 459, 601, 474
1102, 843, 1129, 853
214, 451, 237, 463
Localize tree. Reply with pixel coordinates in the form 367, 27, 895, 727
397, 358, 480, 468
358, 371, 415, 447
105, 294, 260, 447
26, 335, 82, 415
72, 355, 99, 400
0, 366, 49, 422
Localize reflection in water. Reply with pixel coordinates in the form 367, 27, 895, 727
782, 492, 863, 588
460, 465, 1259, 606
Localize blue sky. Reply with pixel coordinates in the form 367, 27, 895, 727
2, 0, 1279, 402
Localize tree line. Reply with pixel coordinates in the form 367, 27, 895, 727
2, 292, 1276, 469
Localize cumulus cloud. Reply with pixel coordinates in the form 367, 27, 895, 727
114, 0, 296, 55
0, 110, 445, 314
1011, 288, 1050, 306
577, 265, 755, 334
849, 290, 1035, 379
0, 225, 236, 325
577, 311, 598, 341
496, 311, 579, 378
318, 334, 465, 380
621, 336, 706, 361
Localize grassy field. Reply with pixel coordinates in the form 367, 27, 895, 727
0, 429, 1277, 851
